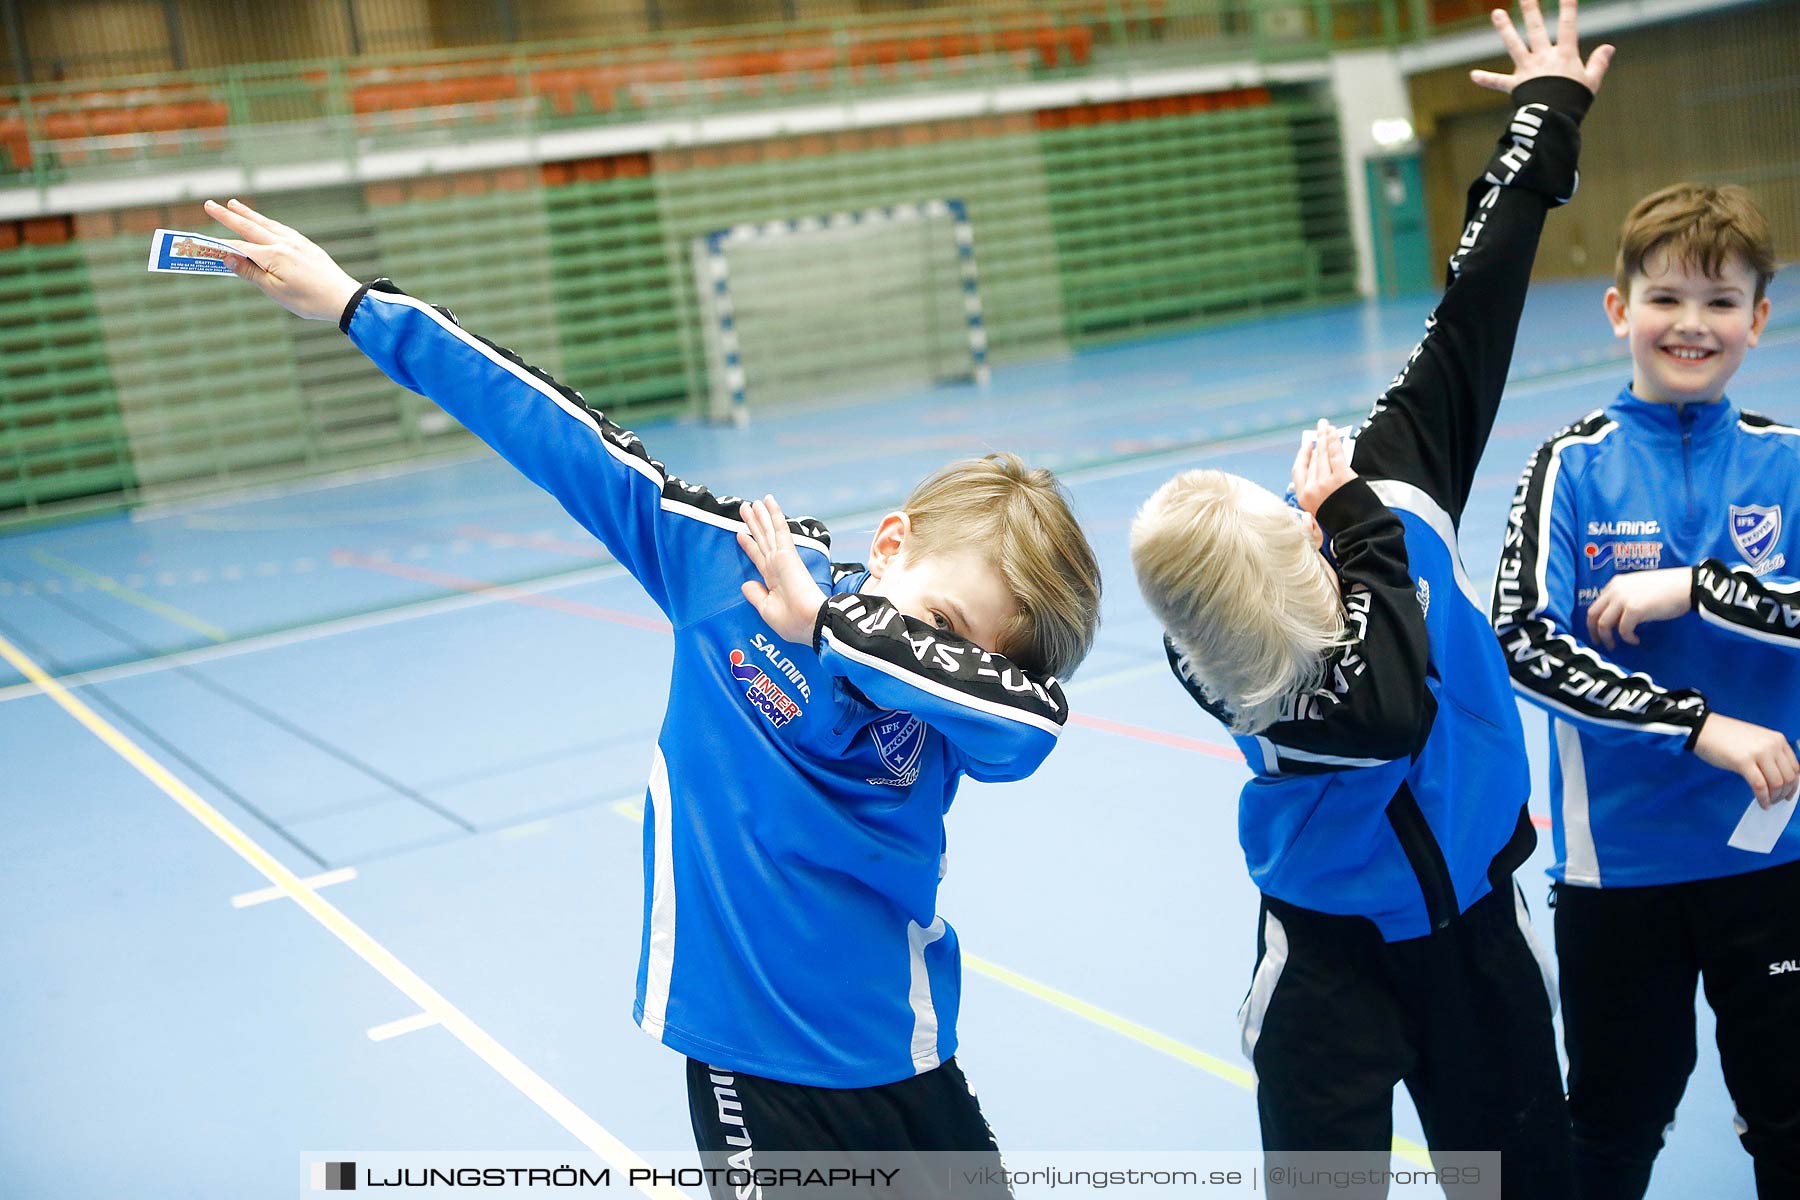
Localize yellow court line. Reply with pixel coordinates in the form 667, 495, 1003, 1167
0, 631, 684, 1200
28, 549, 230, 642
961, 955, 1433, 1168
604, 802, 1430, 1167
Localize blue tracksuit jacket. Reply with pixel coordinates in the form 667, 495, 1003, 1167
1492, 387, 1800, 886
1167, 76, 1593, 941
342, 282, 1069, 1086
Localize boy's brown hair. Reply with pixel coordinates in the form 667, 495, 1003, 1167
902, 453, 1101, 680
1615, 182, 1777, 302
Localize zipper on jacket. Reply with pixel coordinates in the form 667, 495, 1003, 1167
1386, 783, 1459, 931
1681, 404, 1697, 530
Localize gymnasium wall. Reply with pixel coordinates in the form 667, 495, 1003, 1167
1410, 0, 1799, 284
0, 84, 1353, 520
7, 0, 1705, 523
0, 0, 978, 81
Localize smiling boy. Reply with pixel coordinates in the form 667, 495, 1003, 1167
1491, 182, 1800, 1197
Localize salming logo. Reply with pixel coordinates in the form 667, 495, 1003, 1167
1286, 590, 1373, 723
1772, 959, 1798, 976
710, 1069, 764, 1200
1697, 566, 1800, 631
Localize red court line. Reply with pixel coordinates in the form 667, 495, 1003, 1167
455, 524, 608, 559
1531, 813, 1550, 830
332, 550, 671, 633
1068, 711, 1245, 762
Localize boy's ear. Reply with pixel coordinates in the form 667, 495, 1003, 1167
1748, 294, 1773, 348
865, 511, 912, 581
1603, 286, 1631, 339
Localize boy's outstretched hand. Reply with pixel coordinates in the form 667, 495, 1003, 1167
1470, 0, 1614, 96
203, 198, 362, 323
1290, 419, 1356, 516
739, 495, 828, 645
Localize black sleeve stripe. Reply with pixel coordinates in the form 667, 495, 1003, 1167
822, 592, 1066, 729
1695, 559, 1800, 645
1352, 88, 1585, 523
1491, 413, 1708, 736
1739, 412, 1800, 439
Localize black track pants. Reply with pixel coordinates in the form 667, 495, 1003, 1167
1554, 857, 1800, 1200
1241, 883, 1573, 1199
686, 1057, 1011, 1199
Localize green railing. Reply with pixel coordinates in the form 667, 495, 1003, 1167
0, 88, 1355, 524
0, 0, 1517, 192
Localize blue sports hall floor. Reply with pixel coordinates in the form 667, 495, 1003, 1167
4, 274, 1797, 1198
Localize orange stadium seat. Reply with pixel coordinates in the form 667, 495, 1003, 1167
0, 115, 30, 171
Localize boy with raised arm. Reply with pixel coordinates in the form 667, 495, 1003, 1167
1130, 4, 1609, 1194
1491, 181, 1800, 1198
202, 196, 1101, 1189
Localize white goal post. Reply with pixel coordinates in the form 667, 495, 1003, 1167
692, 198, 990, 424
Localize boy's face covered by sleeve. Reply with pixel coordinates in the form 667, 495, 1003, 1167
1606, 251, 1772, 405
864, 515, 1018, 656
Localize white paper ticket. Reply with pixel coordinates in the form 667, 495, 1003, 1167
1729, 792, 1797, 854
146, 228, 238, 276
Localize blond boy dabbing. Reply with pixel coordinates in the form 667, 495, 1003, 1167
1134, 20, 1606, 1195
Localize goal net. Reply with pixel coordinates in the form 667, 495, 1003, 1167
693, 198, 989, 423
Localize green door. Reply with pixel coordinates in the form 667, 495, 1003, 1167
1366, 150, 1432, 299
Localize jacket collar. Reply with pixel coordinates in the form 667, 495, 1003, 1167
1608, 383, 1738, 442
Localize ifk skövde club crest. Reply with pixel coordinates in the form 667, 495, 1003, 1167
871, 711, 925, 782
1730, 504, 1782, 566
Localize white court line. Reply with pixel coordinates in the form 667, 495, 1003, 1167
233, 866, 357, 909
369, 1011, 442, 1042
0, 561, 629, 706
499, 819, 554, 841
0, 630, 685, 1200
1065, 659, 1170, 697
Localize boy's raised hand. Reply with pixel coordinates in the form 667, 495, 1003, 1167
1586, 566, 1693, 649
738, 496, 828, 645
203, 198, 362, 322
1470, 0, 1614, 96
1290, 419, 1356, 516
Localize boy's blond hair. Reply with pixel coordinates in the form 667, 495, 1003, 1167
902, 452, 1101, 680
1616, 183, 1777, 302
1130, 470, 1344, 734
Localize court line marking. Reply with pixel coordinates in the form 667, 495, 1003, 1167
233, 866, 358, 908
1064, 659, 1170, 696
457, 524, 608, 559
1068, 711, 1243, 762
369, 1011, 442, 1042
28, 549, 229, 642
960, 955, 1432, 1169
0, 561, 632, 705
333, 550, 671, 633
500, 819, 555, 840
0, 630, 683, 1200
602, 799, 1431, 1167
